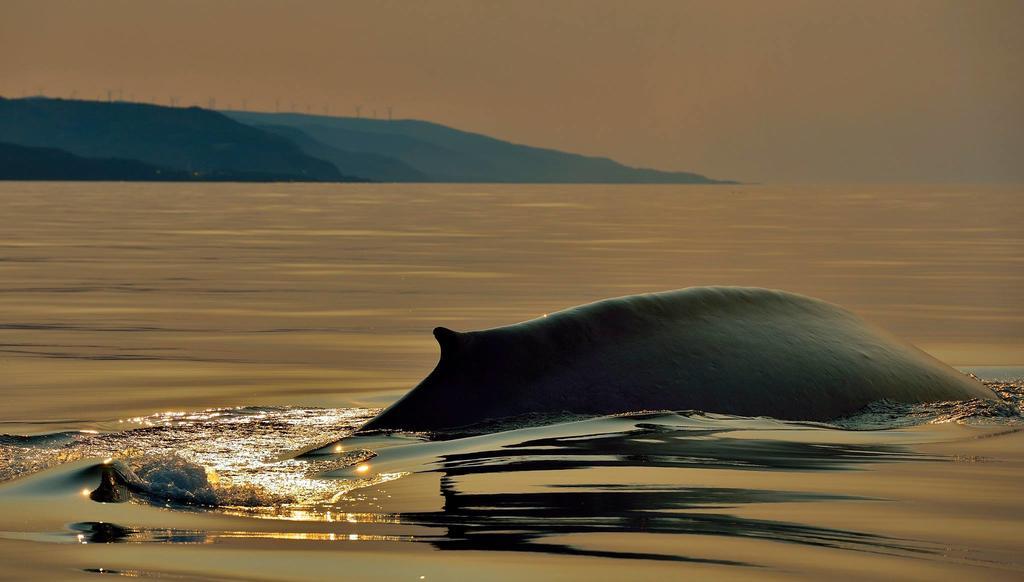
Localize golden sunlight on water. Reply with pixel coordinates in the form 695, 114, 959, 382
1, 182, 1021, 424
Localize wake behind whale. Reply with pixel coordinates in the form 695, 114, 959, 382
361, 287, 992, 432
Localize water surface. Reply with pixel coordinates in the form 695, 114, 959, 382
1, 182, 1022, 579
2, 182, 1020, 427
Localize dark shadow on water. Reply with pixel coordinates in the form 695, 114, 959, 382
71, 522, 207, 544
65, 415, 940, 566
395, 418, 938, 563
401, 480, 929, 564
437, 417, 934, 476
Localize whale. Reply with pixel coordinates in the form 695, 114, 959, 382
359, 287, 993, 432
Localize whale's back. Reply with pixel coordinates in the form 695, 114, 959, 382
361, 287, 992, 431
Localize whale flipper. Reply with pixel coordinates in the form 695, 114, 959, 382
361, 287, 993, 432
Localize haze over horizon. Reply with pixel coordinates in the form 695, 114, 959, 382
2, 0, 1021, 183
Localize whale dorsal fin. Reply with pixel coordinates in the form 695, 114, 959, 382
433, 327, 462, 359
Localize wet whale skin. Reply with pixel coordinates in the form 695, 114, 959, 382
361, 287, 993, 431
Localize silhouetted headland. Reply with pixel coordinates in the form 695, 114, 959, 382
0, 97, 732, 184
0, 97, 350, 182
228, 110, 733, 184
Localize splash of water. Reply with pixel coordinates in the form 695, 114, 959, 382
0, 406, 383, 509
0, 382, 1019, 516
832, 382, 1023, 429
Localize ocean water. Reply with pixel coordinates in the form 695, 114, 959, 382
0, 182, 1022, 578
0, 393, 1022, 576
2, 182, 1021, 428
1, 385, 1021, 509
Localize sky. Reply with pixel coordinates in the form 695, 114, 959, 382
2, 0, 1021, 183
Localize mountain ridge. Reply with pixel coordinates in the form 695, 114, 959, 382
0, 97, 732, 184
226, 110, 733, 184
0, 98, 354, 182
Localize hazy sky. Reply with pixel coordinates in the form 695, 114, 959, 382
2, 0, 1021, 183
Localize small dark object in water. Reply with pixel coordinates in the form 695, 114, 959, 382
88, 463, 131, 503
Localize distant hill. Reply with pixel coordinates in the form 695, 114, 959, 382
0, 141, 187, 181
226, 111, 731, 184
252, 123, 427, 182
0, 141, 349, 182
0, 98, 352, 182
0, 97, 729, 184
